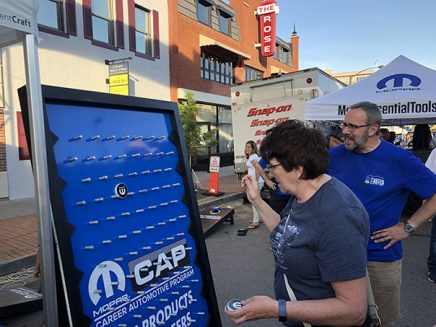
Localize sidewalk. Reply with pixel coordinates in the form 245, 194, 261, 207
0, 167, 243, 275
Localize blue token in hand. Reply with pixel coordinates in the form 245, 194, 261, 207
225, 299, 243, 311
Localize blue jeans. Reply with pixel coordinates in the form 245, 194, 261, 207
428, 218, 436, 280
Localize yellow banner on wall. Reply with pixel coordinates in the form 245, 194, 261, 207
109, 84, 129, 96
109, 74, 129, 87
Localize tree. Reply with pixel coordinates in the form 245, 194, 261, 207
178, 91, 217, 165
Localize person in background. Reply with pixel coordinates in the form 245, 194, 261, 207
403, 123, 433, 216
253, 127, 292, 215
254, 156, 292, 215
389, 131, 396, 144
329, 124, 344, 148
412, 124, 432, 150
329, 101, 436, 327
245, 140, 264, 229
380, 128, 391, 142
430, 131, 436, 148
267, 178, 293, 215
226, 120, 369, 326
425, 148, 436, 283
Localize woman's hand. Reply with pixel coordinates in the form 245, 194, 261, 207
241, 175, 261, 203
264, 178, 276, 190
224, 296, 277, 324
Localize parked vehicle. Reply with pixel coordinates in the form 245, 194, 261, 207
231, 68, 345, 174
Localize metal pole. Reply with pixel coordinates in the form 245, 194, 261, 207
23, 33, 58, 326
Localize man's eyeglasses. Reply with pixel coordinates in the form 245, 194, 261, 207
267, 163, 281, 170
341, 122, 371, 130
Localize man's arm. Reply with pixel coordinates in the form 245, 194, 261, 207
407, 193, 436, 228
372, 193, 436, 249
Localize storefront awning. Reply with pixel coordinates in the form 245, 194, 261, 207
199, 34, 251, 61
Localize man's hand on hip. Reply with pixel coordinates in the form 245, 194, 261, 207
371, 222, 409, 249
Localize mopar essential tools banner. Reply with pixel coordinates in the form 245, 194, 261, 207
19, 86, 221, 326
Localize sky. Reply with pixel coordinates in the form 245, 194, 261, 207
274, 0, 436, 72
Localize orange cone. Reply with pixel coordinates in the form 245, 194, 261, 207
208, 171, 219, 194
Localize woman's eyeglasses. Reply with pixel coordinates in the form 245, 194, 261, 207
267, 163, 281, 170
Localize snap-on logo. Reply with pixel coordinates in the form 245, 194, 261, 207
376, 74, 421, 89
88, 261, 126, 305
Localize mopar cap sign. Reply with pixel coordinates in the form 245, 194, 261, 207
19, 86, 221, 326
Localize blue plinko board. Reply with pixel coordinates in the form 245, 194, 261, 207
20, 86, 220, 326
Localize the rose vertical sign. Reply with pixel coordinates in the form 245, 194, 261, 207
256, 0, 279, 57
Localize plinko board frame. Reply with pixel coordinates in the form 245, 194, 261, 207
19, 86, 221, 326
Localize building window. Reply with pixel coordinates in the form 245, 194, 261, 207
83, 0, 123, 49
91, 0, 114, 45
201, 52, 234, 85
217, 106, 233, 154
38, 0, 77, 36
219, 12, 230, 35
277, 46, 283, 62
135, 5, 152, 56
38, 0, 65, 31
245, 66, 263, 81
197, 0, 211, 25
128, 3, 160, 59
283, 49, 288, 64
195, 103, 233, 156
273, 44, 291, 65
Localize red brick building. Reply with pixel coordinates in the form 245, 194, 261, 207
168, 0, 299, 169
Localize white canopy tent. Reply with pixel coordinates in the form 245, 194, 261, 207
305, 55, 436, 125
0, 1, 58, 324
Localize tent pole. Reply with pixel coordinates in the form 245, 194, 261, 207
23, 33, 59, 326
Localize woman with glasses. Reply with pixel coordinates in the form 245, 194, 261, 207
225, 120, 370, 326
244, 140, 264, 229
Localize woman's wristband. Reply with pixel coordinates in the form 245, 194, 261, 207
278, 299, 287, 322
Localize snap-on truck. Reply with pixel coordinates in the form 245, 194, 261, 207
231, 68, 345, 175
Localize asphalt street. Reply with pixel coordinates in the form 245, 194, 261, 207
206, 199, 436, 327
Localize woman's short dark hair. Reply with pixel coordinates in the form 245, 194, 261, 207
260, 120, 329, 179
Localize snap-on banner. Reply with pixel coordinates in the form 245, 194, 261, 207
19, 86, 221, 326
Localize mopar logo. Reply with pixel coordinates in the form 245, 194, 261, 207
376, 74, 421, 89
114, 183, 128, 198
88, 261, 126, 305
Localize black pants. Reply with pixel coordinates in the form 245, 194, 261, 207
269, 193, 291, 215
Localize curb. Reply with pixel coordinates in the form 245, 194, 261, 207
0, 254, 36, 277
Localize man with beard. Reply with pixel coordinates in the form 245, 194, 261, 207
329, 101, 436, 327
